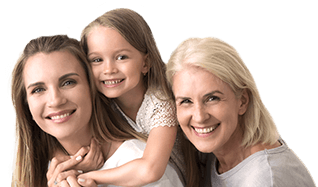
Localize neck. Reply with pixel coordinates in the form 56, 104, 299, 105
115, 84, 146, 121
57, 126, 92, 156
213, 125, 281, 174
213, 125, 251, 174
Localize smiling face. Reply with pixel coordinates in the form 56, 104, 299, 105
86, 26, 148, 100
23, 51, 92, 141
172, 65, 248, 153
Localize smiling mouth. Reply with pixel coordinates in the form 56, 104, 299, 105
192, 123, 220, 134
46, 110, 76, 120
103, 79, 124, 85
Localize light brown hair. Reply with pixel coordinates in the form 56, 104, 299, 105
11, 35, 145, 187
81, 8, 172, 100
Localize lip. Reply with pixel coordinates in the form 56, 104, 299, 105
102, 79, 124, 88
191, 123, 220, 137
46, 110, 76, 124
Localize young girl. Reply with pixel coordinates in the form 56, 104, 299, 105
77, 8, 185, 186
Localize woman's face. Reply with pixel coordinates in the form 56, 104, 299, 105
172, 66, 248, 153
23, 51, 92, 141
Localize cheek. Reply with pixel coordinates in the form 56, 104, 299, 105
91, 66, 100, 80
176, 107, 190, 127
27, 97, 43, 120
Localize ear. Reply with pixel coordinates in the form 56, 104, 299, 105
238, 89, 249, 115
141, 54, 150, 75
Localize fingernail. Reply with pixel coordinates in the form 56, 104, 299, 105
70, 156, 73, 158
78, 170, 83, 174
78, 178, 85, 183
76, 156, 82, 161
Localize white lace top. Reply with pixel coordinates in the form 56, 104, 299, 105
112, 90, 186, 184
114, 89, 178, 134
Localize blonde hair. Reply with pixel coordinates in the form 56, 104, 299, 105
167, 37, 279, 147
80, 8, 172, 100
11, 35, 145, 187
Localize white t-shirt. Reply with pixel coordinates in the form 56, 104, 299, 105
98, 139, 184, 187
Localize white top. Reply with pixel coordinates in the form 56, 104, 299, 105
97, 139, 184, 187
112, 90, 186, 184
113, 89, 178, 134
209, 139, 315, 187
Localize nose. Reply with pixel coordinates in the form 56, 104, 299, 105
47, 88, 67, 108
103, 59, 118, 74
192, 103, 210, 123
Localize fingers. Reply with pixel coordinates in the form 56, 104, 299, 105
47, 156, 83, 187
47, 154, 71, 181
78, 177, 98, 187
59, 176, 81, 187
56, 170, 83, 183
73, 145, 91, 159
74, 138, 105, 172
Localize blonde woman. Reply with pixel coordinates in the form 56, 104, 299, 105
166, 37, 315, 186
11, 35, 183, 187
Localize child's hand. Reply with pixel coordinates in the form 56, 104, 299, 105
77, 172, 98, 187
73, 138, 105, 172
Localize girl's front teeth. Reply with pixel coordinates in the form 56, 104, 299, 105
103, 80, 121, 85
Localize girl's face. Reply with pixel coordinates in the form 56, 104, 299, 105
172, 66, 248, 153
23, 51, 92, 141
86, 26, 148, 100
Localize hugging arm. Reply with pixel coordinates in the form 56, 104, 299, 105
78, 125, 177, 186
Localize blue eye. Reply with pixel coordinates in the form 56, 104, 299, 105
180, 99, 192, 105
207, 96, 220, 102
117, 55, 128, 60
31, 87, 45, 94
62, 80, 76, 87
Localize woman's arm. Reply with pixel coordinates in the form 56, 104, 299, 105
78, 125, 177, 187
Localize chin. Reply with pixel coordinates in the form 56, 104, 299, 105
191, 140, 214, 153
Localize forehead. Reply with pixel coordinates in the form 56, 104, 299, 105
23, 51, 85, 84
87, 26, 134, 50
172, 66, 231, 96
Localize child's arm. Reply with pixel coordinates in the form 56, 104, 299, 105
78, 125, 177, 187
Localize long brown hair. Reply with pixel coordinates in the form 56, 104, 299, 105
11, 35, 145, 187
80, 8, 172, 100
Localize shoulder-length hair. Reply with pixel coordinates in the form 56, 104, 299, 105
167, 37, 279, 147
80, 8, 172, 100
11, 35, 145, 187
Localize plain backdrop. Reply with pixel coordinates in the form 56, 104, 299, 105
1, 1, 317, 185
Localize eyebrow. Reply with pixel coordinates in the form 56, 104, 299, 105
88, 48, 133, 57
175, 90, 224, 101
204, 90, 224, 98
26, 73, 79, 90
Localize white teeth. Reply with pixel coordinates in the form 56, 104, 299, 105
194, 126, 216, 134
51, 113, 70, 120
103, 80, 121, 85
